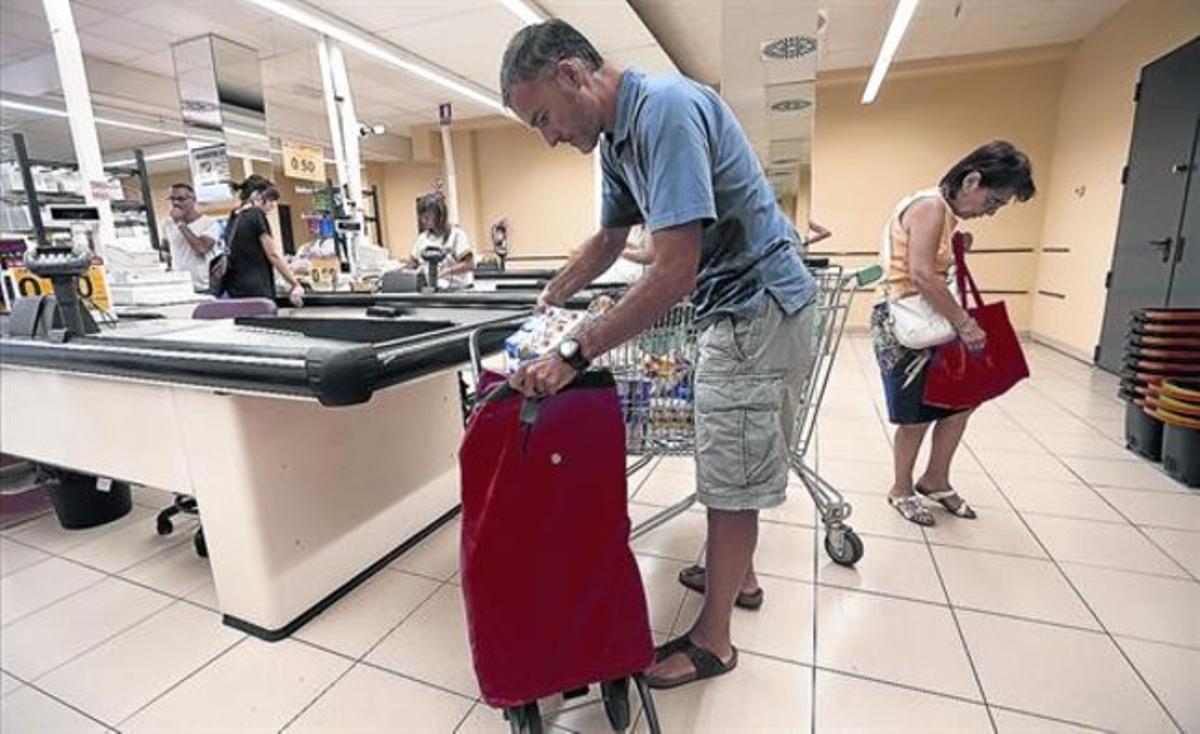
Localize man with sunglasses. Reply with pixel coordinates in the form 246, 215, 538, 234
162, 182, 221, 292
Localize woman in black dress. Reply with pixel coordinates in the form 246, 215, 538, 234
221, 175, 305, 307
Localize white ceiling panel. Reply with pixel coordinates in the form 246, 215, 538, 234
0, 35, 51, 66
378, 5, 524, 94
607, 44, 679, 76
305, 0, 494, 35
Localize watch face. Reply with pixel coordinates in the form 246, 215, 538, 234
560, 339, 578, 358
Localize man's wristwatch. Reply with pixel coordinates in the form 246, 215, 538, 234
557, 338, 590, 372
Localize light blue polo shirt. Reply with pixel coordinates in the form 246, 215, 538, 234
600, 70, 816, 327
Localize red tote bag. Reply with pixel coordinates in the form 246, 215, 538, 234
923, 233, 1030, 409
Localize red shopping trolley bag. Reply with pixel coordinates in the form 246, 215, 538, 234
459, 370, 654, 709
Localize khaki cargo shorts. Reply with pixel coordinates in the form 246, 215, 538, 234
694, 297, 818, 511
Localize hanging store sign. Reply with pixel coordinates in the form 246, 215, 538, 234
282, 140, 325, 183
189, 143, 233, 203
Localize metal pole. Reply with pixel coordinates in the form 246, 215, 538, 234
12, 133, 47, 248
329, 43, 364, 275
439, 122, 460, 226
135, 149, 160, 253
316, 36, 348, 192
41, 0, 117, 256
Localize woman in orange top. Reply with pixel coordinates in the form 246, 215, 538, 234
872, 141, 1035, 526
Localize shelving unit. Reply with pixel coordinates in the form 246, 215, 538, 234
1, 132, 160, 250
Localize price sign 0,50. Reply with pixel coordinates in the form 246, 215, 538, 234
282, 141, 325, 183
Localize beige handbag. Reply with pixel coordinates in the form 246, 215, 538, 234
880, 191, 958, 350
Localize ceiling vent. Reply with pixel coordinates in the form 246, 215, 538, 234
770, 98, 812, 113
761, 35, 818, 61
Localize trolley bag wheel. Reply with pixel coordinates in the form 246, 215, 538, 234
194, 528, 208, 558
824, 528, 864, 566
156, 515, 173, 536
505, 703, 543, 734
601, 677, 631, 731
633, 674, 663, 734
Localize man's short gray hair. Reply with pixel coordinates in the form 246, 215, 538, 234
500, 19, 604, 105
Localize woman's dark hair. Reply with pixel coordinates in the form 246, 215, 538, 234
500, 19, 604, 105
417, 193, 450, 241
940, 140, 1036, 202
231, 173, 280, 204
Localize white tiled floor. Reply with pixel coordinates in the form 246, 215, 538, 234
1, 338, 1196, 733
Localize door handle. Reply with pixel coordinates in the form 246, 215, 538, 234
1149, 237, 1173, 262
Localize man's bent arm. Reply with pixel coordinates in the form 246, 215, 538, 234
577, 222, 700, 359
542, 226, 630, 303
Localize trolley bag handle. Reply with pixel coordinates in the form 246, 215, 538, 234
477, 370, 617, 427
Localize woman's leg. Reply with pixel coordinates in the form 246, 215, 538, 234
916, 410, 977, 518
891, 422, 932, 499
920, 410, 973, 490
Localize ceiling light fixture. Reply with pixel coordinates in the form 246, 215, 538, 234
862, 0, 920, 104
496, 0, 545, 26
243, 0, 506, 114
104, 148, 190, 167
1, 98, 226, 144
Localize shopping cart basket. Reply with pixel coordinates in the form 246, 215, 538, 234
593, 261, 884, 566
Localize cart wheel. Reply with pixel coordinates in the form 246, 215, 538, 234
601, 678, 631, 731
633, 674, 662, 734
156, 516, 173, 536
506, 703, 543, 734
194, 529, 208, 558
824, 529, 863, 566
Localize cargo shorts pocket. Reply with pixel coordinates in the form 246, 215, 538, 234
695, 376, 786, 490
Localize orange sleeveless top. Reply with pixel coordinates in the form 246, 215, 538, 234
882, 188, 958, 300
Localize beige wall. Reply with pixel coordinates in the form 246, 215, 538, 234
376, 122, 596, 263
812, 51, 1068, 329
378, 159, 441, 260
1031, 0, 1200, 359
472, 124, 596, 259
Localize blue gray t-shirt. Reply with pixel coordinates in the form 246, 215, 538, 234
600, 70, 816, 327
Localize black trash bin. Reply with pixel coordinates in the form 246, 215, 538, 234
45, 469, 133, 529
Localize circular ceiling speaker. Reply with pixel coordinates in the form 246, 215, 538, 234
761, 35, 818, 60
770, 98, 813, 113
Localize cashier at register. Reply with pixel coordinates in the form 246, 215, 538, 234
409, 193, 475, 288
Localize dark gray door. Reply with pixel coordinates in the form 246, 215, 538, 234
1096, 37, 1200, 372
1169, 115, 1200, 307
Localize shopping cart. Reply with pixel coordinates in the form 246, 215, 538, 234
595, 260, 884, 565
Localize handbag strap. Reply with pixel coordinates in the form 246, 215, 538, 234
952, 232, 984, 309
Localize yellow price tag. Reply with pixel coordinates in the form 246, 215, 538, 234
282, 140, 325, 183
1, 265, 112, 315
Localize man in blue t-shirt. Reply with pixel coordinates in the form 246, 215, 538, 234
501, 19, 818, 689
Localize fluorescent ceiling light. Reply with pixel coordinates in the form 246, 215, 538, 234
1, 99, 69, 119
243, 0, 507, 114
497, 0, 545, 25
104, 148, 190, 167
861, 0, 920, 104
2, 98, 225, 144
226, 126, 271, 141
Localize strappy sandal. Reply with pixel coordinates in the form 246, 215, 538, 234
888, 494, 935, 526
647, 636, 738, 690
916, 484, 977, 519
677, 565, 764, 610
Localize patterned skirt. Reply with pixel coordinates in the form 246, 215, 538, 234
870, 302, 965, 425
